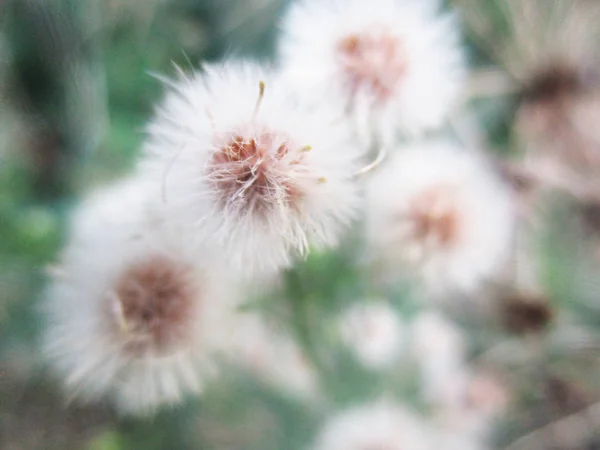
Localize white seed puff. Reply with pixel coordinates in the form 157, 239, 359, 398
141, 61, 361, 275
338, 300, 405, 370
278, 0, 466, 143
42, 177, 236, 415
410, 310, 468, 408
221, 311, 319, 399
366, 140, 516, 295
313, 400, 434, 450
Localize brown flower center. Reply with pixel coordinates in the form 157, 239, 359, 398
336, 29, 407, 104
111, 256, 198, 355
209, 132, 306, 218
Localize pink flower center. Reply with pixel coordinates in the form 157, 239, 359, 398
404, 187, 460, 249
111, 256, 197, 355
336, 30, 407, 104
209, 132, 306, 218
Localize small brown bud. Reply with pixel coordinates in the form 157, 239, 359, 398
502, 292, 554, 335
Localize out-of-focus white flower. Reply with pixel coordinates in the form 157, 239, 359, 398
278, 0, 465, 143
338, 300, 405, 370
43, 178, 236, 415
411, 310, 468, 407
434, 371, 509, 443
366, 140, 515, 295
411, 311, 505, 444
313, 400, 434, 450
431, 432, 487, 450
222, 311, 318, 399
141, 61, 361, 275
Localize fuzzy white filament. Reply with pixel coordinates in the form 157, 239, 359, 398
278, 0, 466, 144
43, 178, 235, 414
366, 140, 516, 295
142, 61, 361, 274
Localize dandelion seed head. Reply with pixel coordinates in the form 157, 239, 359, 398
366, 141, 515, 295
43, 178, 236, 415
463, 0, 600, 194
336, 28, 407, 104
279, 0, 466, 141
142, 61, 361, 274
338, 301, 405, 370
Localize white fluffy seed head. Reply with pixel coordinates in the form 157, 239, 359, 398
313, 401, 434, 450
278, 0, 466, 143
410, 310, 468, 408
141, 61, 361, 275
43, 178, 236, 415
411, 312, 502, 445
366, 140, 516, 296
220, 311, 319, 399
338, 300, 405, 370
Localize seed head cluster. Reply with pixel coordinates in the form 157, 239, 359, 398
41, 2, 517, 443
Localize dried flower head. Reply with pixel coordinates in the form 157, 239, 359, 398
460, 0, 600, 195
366, 141, 516, 294
338, 300, 405, 370
207, 128, 310, 222
142, 61, 361, 274
279, 0, 466, 143
43, 178, 235, 414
